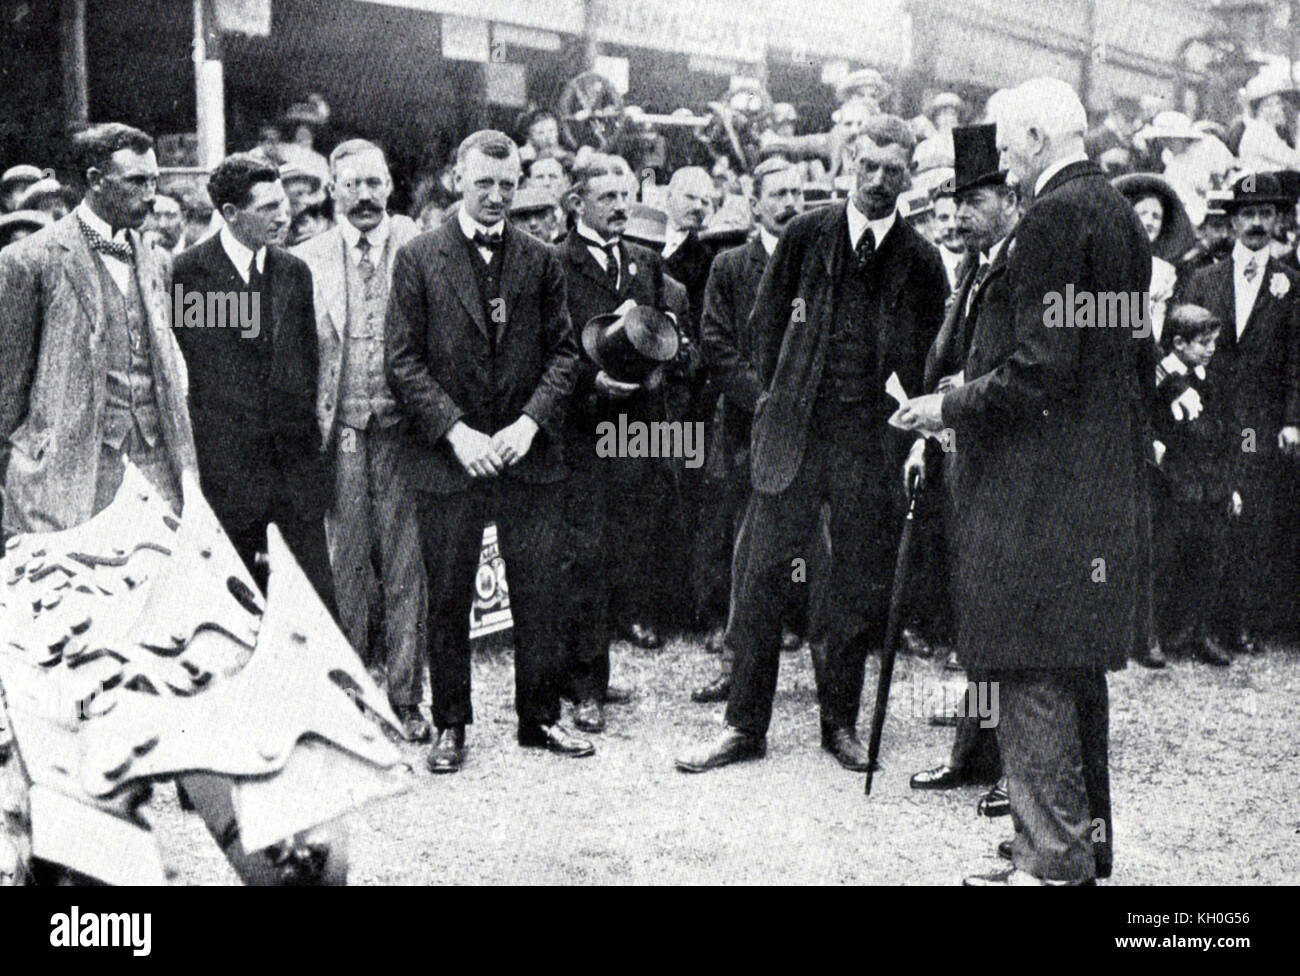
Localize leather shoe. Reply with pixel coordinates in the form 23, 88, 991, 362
963, 867, 1095, 886
691, 668, 731, 703
518, 722, 595, 757
573, 699, 605, 733
1135, 641, 1167, 669
999, 838, 1111, 879
604, 684, 633, 705
977, 779, 1010, 817
704, 627, 726, 653
821, 726, 871, 772
623, 621, 662, 649
780, 626, 802, 652
910, 764, 966, 790
426, 726, 465, 774
901, 627, 934, 658
1196, 633, 1232, 667
396, 704, 432, 743
675, 728, 765, 772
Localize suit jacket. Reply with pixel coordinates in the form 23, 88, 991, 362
665, 231, 716, 421
172, 235, 330, 529
924, 252, 978, 393
747, 204, 949, 494
292, 214, 420, 447
1154, 365, 1234, 504
0, 213, 197, 534
1182, 254, 1300, 462
701, 234, 769, 478
559, 231, 670, 441
384, 220, 577, 494
941, 160, 1153, 672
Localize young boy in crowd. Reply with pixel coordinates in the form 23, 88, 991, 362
1152, 303, 1241, 666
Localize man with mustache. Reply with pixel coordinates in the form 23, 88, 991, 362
692, 156, 823, 701
676, 116, 948, 773
557, 153, 678, 733
0, 123, 196, 537
293, 139, 429, 742
1181, 171, 1300, 650
172, 153, 335, 608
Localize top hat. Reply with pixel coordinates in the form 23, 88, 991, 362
951, 124, 1006, 196
1225, 171, 1290, 212
582, 304, 679, 388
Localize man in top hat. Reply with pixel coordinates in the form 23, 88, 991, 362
0, 124, 196, 537
1181, 170, 1300, 646
386, 129, 589, 773
1, 164, 49, 213
556, 153, 682, 733
908, 123, 1018, 802
292, 139, 429, 742
509, 185, 561, 243
896, 77, 1152, 886
676, 114, 948, 774
692, 155, 823, 701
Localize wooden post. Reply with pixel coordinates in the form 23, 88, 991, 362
194, 0, 226, 168
60, 0, 88, 129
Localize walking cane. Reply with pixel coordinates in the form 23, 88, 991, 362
864, 475, 922, 795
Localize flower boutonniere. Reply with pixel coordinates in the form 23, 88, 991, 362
1270, 272, 1290, 299
626, 261, 637, 278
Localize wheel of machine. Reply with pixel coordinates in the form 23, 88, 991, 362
558, 70, 625, 151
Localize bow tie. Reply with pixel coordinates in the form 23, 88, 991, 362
78, 216, 133, 263
473, 229, 504, 251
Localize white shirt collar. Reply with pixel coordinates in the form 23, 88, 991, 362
845, 197, 895, 251
1033, 151, 1090, 198
219, 224, 265, 282
456, 204, 504, 243
663, 224, 691, 258
758, 226, 779, 256
76, 201, 129, 245
986, 235, 1008, 265
340, 214, 390, 256
576, 219, 616, 249
1233, 239, 1269, 270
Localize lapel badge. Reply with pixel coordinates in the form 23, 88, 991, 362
1269, 272, 1290, 299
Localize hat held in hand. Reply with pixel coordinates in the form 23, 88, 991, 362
582, 302, 679, 388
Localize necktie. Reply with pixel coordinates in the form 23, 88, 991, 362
357, 235, 378, 298
1243, 256, 1260, 283
855, 227, 876, 268
474, 229, 503, 254
603, 240, 620, 289
965, 260, 991, 316
247, 256, 263, 294
78, 216, 133, 263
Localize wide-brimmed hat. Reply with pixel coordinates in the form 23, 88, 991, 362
1139, 111, 1203, 143
1, 164, 52, 190
581, 304, 679, 388
509, 185, 557, 216
13, 177, 64, 210
1112, 172, 1197, 262
1242, 69, 1300, 107
897, 187, 933, 219
0, 208, 51, 237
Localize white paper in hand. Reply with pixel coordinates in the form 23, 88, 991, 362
886, 372, 911, 431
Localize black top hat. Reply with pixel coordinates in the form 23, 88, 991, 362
582, 304, 680, 388
1225, 171, 1290, 212
951, 124, 1006, 196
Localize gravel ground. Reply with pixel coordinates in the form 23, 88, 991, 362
149, 636, 1300, 885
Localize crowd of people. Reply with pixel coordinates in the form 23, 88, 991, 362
2, 57, 1298, 887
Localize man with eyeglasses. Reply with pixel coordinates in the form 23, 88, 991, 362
0, 123, 196, 537
294, 140, 429, 742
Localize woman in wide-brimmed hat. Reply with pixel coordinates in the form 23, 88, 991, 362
1114, 172, 1198, 340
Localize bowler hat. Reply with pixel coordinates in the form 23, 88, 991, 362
1224, 171, 1290, 211
582, 304, 679, 388
951, 124, 1006, 196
